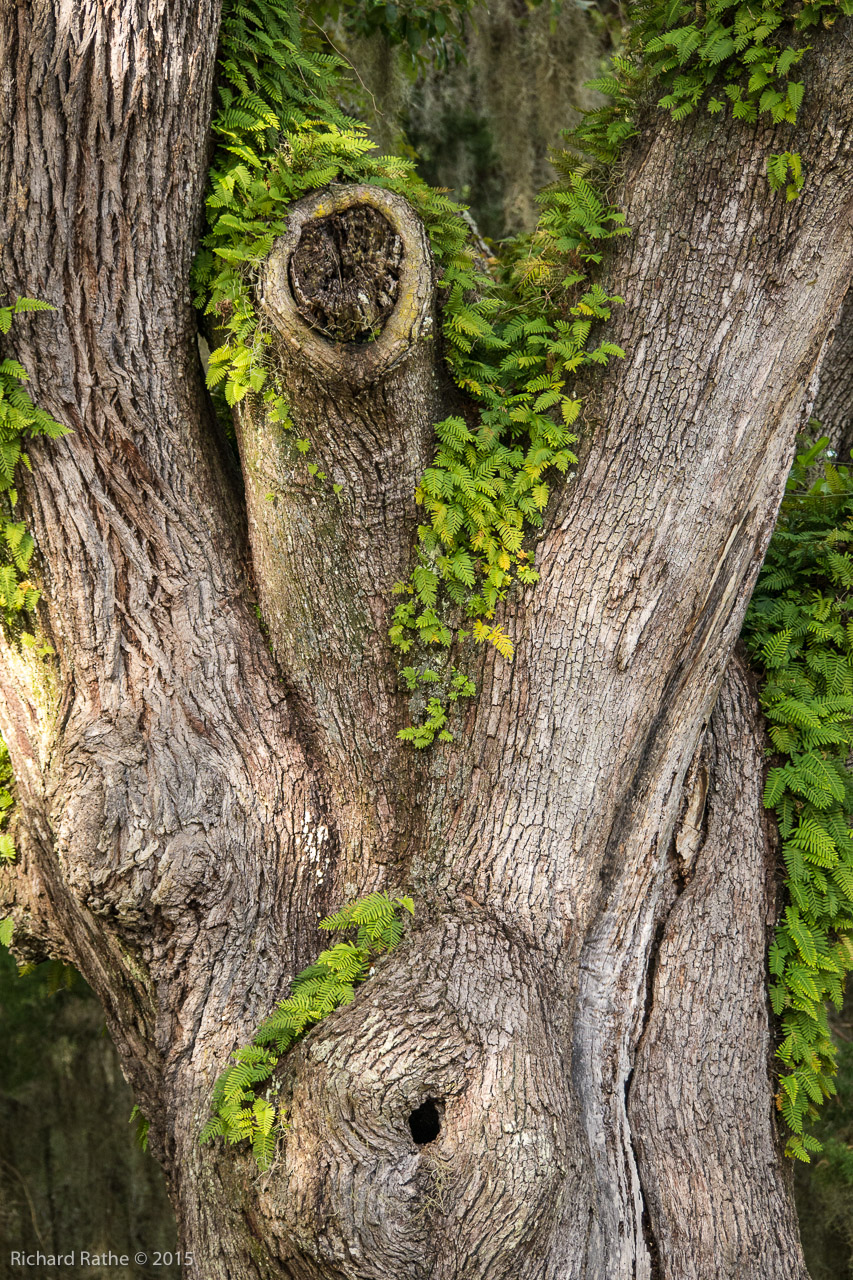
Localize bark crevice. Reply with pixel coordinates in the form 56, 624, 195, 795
627, 655, 808, 1279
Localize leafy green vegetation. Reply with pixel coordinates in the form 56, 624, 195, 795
570, 0, 853, 171
0, 737, 15, 866
0, 299, 65, 929
0, 299, 68, 630
743, 437, 853, 1160
200, 892, 414, 1169
196, 0, 850, 746
396, 664, 476, 747
310, 0, 476, 63
195, 0, 627, 741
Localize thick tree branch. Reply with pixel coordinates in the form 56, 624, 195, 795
630, 652, 807, 1279
0, 0, 327, 1174
238, 183, 460, 882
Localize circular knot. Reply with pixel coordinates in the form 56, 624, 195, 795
262, 185, 434, 389
288, 206, 404, 343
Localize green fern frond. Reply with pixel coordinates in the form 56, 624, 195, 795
201, 891, 413, 1167
744, 432, 853, 1160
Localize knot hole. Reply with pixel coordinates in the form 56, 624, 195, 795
408, 1097, 442, 1146
288, 205, 403, 343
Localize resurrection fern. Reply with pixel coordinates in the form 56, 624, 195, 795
195, 0, 847, 744
743, 437, 853, 1161
0, 737, 14, 865
200, 892, 414, 1169
397, 665, 476, 748
196, 0, 628, 740
572, 0, 852, 193
129, 1103, 151, 1152
0, 299, 68, 629
0, 301, 63, 944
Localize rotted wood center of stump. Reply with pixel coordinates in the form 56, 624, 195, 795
288, 205, 404, 343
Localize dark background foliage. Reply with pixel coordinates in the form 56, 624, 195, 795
796, 988, 853, 1278
0, 953, 178, 1280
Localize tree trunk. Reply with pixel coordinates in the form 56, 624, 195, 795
2, 4, 853, 1278
815, 285, 853, 464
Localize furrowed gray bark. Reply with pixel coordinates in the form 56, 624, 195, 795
1, 5, 852, 1279
237, 184, 457, 887
0, 4, 331, 1272
629, 652, 806, 1279
815, 285, 853, 462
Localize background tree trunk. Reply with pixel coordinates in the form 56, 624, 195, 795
0, 955, 179, 1280
1, 4, 853, 1278
323, 0, 615, 238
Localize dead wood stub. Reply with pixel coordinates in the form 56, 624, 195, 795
288, 206, 403, 343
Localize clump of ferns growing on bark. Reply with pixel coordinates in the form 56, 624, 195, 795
194, 0, 849, 745
200, 892, 414, 1169
0, 301, 67, 922
0, 299, 68, 629
744, 436, 853, 1161
192, 0, 627, 727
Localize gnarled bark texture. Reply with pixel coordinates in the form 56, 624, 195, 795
1, 3, 853, 1277
816, 284, 853, 463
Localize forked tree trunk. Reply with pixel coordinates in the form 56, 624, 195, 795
1, 4, 853, 1278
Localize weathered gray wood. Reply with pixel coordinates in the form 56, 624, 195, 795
0, 5, 852, 1278
0, 6, 326, 1276
630, 653, 807, 1279
815, 286, 853, 463
240, 182, 457, 890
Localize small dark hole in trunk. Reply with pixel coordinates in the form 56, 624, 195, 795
408, 1098, 441, 1145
